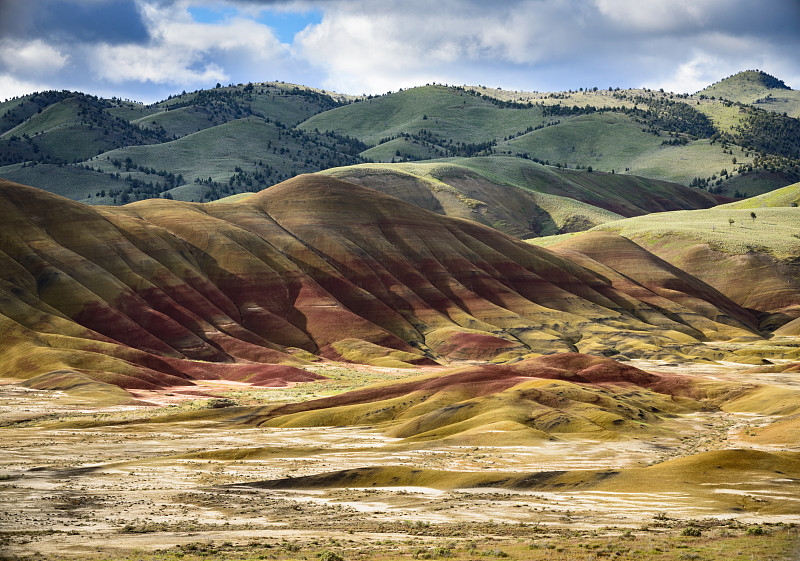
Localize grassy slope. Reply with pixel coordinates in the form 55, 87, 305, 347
88, 117, 352, 196
720, 181, 800, 208
448, 156, 719, 215
298, 85, 548, 146
0, 96, 165, 164
361, 136, 448, 162
135, 83, 345, 140
699, 70, 800, 118
588, 207, 800, 260
0, 163, 128, 203
531, 202, 800, 314
499, 112, 756, 184
132, 106, 221, 139
498, 112, 661, 171
298, 84, 772, 191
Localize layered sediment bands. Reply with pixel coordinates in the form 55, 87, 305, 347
0, 176, 763, 390
547, 232, 761, 332
246, 354, 719, 444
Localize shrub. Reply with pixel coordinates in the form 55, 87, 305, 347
682, 527, 702, 537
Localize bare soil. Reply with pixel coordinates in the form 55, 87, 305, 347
1, 356, 799, 560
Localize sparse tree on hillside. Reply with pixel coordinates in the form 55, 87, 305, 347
728, 217, 735, 227
750, 211, 757, 222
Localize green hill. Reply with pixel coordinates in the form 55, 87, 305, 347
298, 84, 548, 148
133, 82, 348, 140
0, 92, 167, 164
699, 70, 800, 118
719, 180, 800, 208
2, 72, 799, 206
86, 117, 366, 203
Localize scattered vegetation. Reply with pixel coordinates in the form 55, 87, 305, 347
3, 71, 799, 204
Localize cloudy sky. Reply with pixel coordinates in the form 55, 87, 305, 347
1, 0, 799, 103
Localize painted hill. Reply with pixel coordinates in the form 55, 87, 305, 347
532, 203, 800, 324
248, 353, 713, 444
0, 175, 765, 396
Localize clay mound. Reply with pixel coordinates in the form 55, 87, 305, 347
582, 206, 800, 314
548, 231, 760, 331
240, 465, 616, 491
162, 361, 323, 387
242, 449, 800, 509
775, 317, 800, 336
524, 353, 660, 385
0, 176, 766, 394
253, 353, 707, 443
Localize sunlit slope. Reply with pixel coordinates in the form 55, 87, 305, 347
132, 82, 346, 139
535, 206, 800, 316
497, 113, 758, 186
698, 70, 800, 118
251, 354, 714, 443
246, 449, 800, 515
298, 85, 547, 146
319, 157, 718, 238
86, 117, 364, 201
719, 180, 800, 208
320, 161, 622, 238
0, 176, 763, 392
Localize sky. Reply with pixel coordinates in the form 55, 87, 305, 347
1, 0, 799, 104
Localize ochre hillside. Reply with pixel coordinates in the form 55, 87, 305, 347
551, 205, 800, 322
0, 176, 763, 395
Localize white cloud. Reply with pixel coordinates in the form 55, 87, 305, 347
0, 39, 70, 75
646, 54, 729, 94
642, 32, 798, 93
593, 0, 720, 33
90, 1, 290, 86
0, 0, 797, 101
293, 0, 579, 93
0, 74, 53, 101
92, 42, 229, 84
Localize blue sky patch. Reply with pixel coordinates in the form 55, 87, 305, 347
188, 5, 239, 24
256, 9, 323, 44
187, 5, 321, 44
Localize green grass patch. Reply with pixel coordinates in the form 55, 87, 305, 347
298, 85, 549, 147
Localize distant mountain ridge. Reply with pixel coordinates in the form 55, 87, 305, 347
1, 71, 798, 215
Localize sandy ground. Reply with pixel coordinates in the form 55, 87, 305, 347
1, 357, 799, 559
